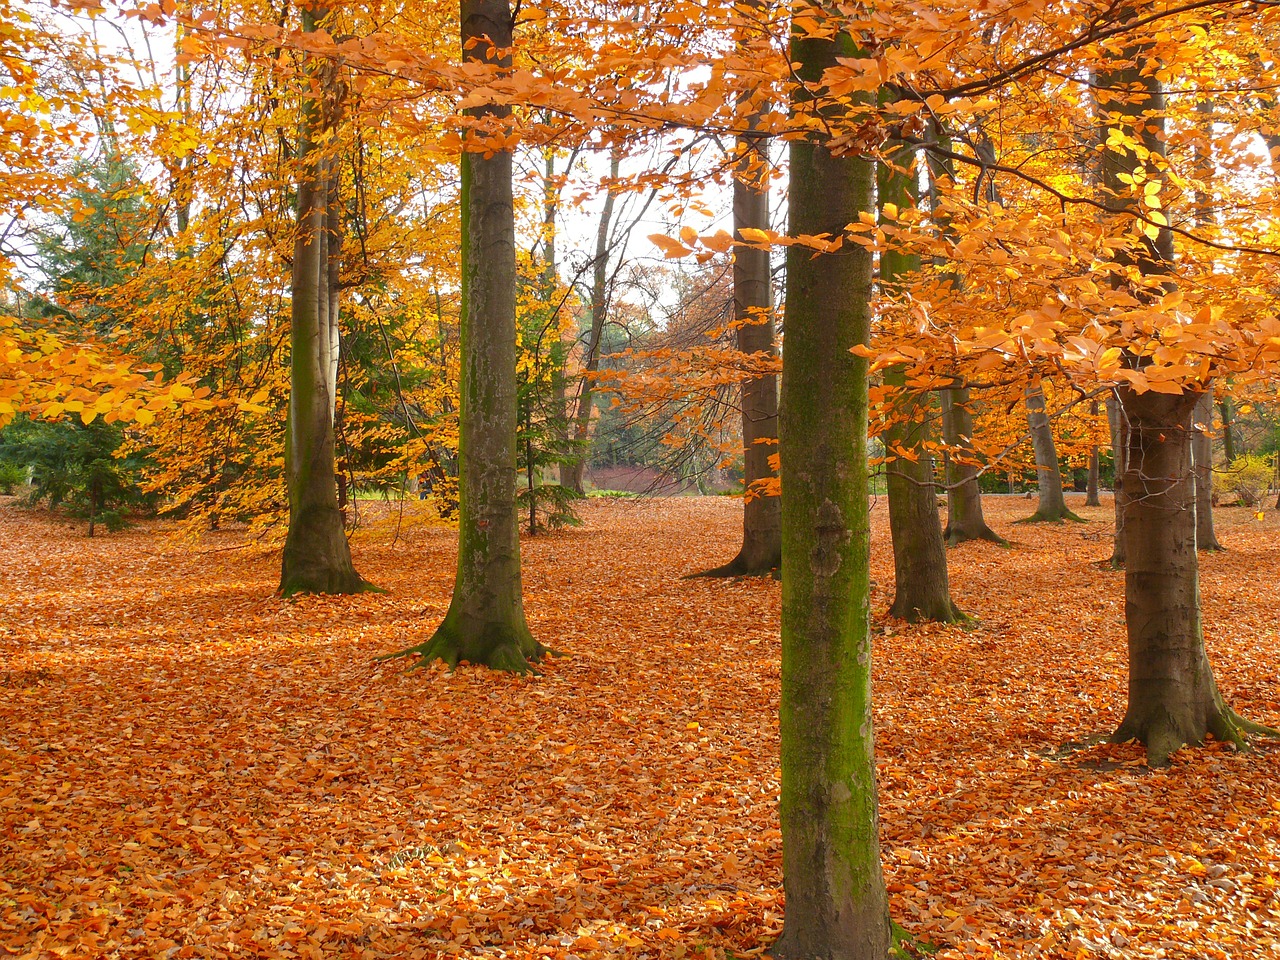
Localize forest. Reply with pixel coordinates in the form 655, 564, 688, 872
2, 0, 1280, 957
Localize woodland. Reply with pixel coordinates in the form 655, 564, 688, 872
3, 0, 1280, 957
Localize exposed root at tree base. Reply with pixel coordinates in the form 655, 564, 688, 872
280, 575, 382, 599
888, 599, 969, 625
378, 625, 555, 676
944, 526, 1008, 548
683, 552, 780, 579
1015, 509, 1085, 525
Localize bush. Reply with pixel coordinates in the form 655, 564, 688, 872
0, 460, 24, 495
1221, 454, 1272, 508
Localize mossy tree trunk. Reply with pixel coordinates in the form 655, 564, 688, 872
1086, 401, 1102, 507
1023, 381, 1080, 523
388, 0, 547, 673
695, 44, 779, 577
772, 20, 890, 960
879, 148, 963, 622
942, 386, 1005, 545
280, 6, 366, 597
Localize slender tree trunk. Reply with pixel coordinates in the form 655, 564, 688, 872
773, 24, 889, 960
1219, 395, 1236, 463
1022, 381, 1080, 522
387, 0, 547, 672
280, 7, 366, 597
879, 149, 962, 622
1107, 393, 1127, 567
562, 149, 621, 494
941, 386, 1005, 545
693, 38, 780, 577
1193, 390, 1223, 550
1086, 401, 1101, 506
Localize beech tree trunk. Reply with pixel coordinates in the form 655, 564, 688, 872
773, 24, 889, 960
1023, 381, 1080, 523
695, 49, 780, 577
1219, 395, 1237, 463
1111, 388, 1242, 765
1107, 393, 1127, 566
879, 150, 963, 622
942, 386, 1005, 545
562, 149, 621, 494
388, 0, 547, 673
1193, 390, 1223, 551
1086, 401, 1101, 507
279, 7, 366, 597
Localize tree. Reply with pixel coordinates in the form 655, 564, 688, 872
878, 148, 963, 622
693, 39, 780, 577
1022, 381, 1081, 523
279, 6, 369, 597
1192, 390, 1223, 551
774, 12, 889, 957
387, 0, 550, 673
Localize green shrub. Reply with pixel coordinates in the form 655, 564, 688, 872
0, 460, 24, 495
1221, 454, 1272, 508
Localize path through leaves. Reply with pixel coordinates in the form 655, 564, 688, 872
2, 496, 1278, 958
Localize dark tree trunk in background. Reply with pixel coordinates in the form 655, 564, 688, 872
562, 149, 621, 494
279, 6, 367, 597
387, 0, 547, 672
694, 31, 780, 577
1193, 390, 1223, 551
1086, 401, 1101, 506
879, 148, 963, 622
1107, 393, 1128, 566
942, 385, 1005, 545
1023, 381, 1080, 523
773, 22, 889, 960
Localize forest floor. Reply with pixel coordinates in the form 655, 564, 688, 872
2, 493, 1279, 960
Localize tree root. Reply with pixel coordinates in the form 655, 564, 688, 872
379, 622, 556, 676
1015, 509, 1085, 525
1228, 708, 1280, 739
684, 552, 780, 579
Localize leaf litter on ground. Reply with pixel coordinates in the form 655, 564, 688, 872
1, 494, 1278, 959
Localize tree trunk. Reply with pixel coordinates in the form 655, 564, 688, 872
1111, 388, 1242, 765
772, 25, 889, 960
387, 0, 547, 673
1022, 381, 1080, 523
1086, 400, 1101, 507
693, 45, 780, 577
941, 387, 1005, 545
1193, 390, 1223, 551
1219, 395, 1236, 463
562, 148, 621, 494
280, 7, 366, 597
1106, 393, 1127, 566
879, 147, 962, 622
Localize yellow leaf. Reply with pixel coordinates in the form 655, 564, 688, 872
738, 227, 771, 244
648, 234, 692, 258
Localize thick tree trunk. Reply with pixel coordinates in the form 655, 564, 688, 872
694, 64, 780, 577
562, 149, 621, 494
280, 8, 366, 597
1193, 390, 1223, 551
773, 27, 889, 960
388, 0, 547, 673
879, 148, 962, 622
1023, 381, 1080, 523
1111, 388, 1242, 765
942, 386, 1005, 545
1107, 393, 1127, 566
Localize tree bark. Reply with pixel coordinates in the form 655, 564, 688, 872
279, 6, 366, 597
1219, 395, 1237, 463
562, 149, 621, 494
941, 386, 1005, 545
879, 150, 963, 622
693, 35, 780, 578
1086, 401, 1101, 507
387, 0, 547, 672
773, 24, 889, 960
1111, 388, 1242, 765
1106, 393, 1127, 566
1022, 381, 1080, 523
1193, 390, 1223, 551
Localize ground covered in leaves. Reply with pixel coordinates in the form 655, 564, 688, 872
2, 494, 1279, 959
